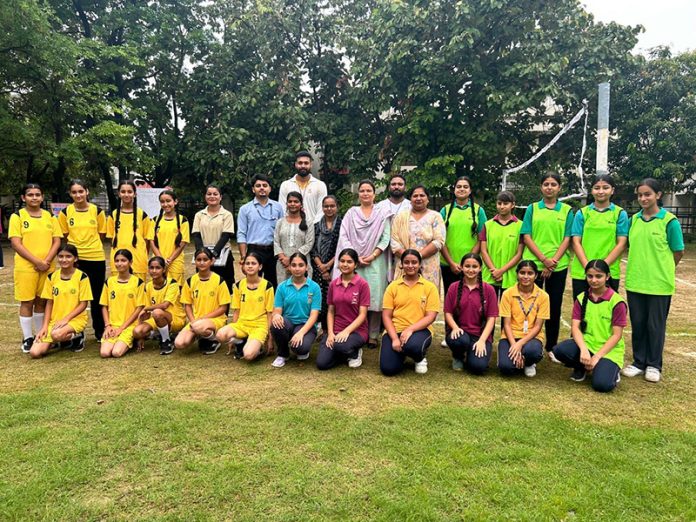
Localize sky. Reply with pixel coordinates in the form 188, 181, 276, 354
582, 0, 695, 55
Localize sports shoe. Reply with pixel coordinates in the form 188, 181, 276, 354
199, 338, 220, 355
440, 339, 448, 348
621, 364, 645, 378
645, 366, 661, 383
69, 333, 85, 352
22, 337, 34, 354
232, 338, 245, 359
570, 368, 586, 382
159, 339, 174, 355
547, 351, 562, 364
271, 356, 287, 368
415, 358, 428, 374
296, 352, 310, 361
348, 348, 363, 368
451, 358, 464, 371
524, 364, 537, 378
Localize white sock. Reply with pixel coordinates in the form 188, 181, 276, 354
33, 313, 45, 333
157, 325, 170, 341
20, 316, 33, 339
204, 331, 216, 340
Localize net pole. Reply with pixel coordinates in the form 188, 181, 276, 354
596, 82, 610, 176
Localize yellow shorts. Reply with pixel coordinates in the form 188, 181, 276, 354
40, 317, 88, 343
181, 315, 227, 333
167, 270, 184, 283
14, 270, 50, 302
225, 320, 269, 343
102, 326, 135, 346
144, 316, 186, 333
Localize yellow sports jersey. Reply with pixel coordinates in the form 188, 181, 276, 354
100, 274, 147, 328
8, 208, 62, 272
41, 269, 93, 324
58, 203, 107, 261
145, 278, 187, 325
181, 272, 231, 319
106, 208, 154, 275
153, 214, 190, 278
232, 278, 274, 325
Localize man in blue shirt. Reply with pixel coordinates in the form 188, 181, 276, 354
237, 174, 284, 287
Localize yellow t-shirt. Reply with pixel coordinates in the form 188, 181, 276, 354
232, 278, 274, 325
145, 278, 186, 325
100, 274, 147, 328
106, 208, 154, 275
181, 272, 231, 319
9, 208, 63, 272
153, 214, 190, 276
382, 276, 440, 333
499, 284, 551, 342
58, 203, 107, 261
41, 269, 93, 324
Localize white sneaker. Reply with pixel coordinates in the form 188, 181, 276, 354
645, 366, 661, 383
415, 358, 428, 374
547, 351, 562, 364
271, 356, 287, 368
296, 352, 310, 361
348, 348, 363, 368
440, 339, 447, 348
524, 364, 537, 378
621, 365, 645, 378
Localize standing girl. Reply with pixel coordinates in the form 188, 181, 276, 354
310, 195, 342, 333
216, 252, 275, 362
444, 253, 499, 374
571, 175, 628, 299
480, 190, 524, 299
9, 183, 62, 352
270, 253, 321, 368
274, 191, 315, 284
440, 176, 487, 293
29, 245, 93, 358
175, 247, 231, 355
100, 249, 146, 358
151, 190, 190, 283
380, 250, 439, 376
132, 257, 187, 355
553, 260, 627, 392
497, 261, 549, 377
520, 173, 573, 356
316, 248, 370, 371
59, 179, 107, 342
622, 178, 684, 383
106, 181, 154, 281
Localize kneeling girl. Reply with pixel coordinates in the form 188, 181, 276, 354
380, 250, 439, 376
133, 256, 187, 355
30, 245, 93, 358
174, 247, 231, 355
552, 259, 627, 392
216, 252, 274, 361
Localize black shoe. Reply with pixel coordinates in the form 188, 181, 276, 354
199, 338, 220, 355
159, 339, 174, 355
70, 333, 85, 352
22, 337, 34, 354
234, 342, 244, 359
570, 368, 587, 382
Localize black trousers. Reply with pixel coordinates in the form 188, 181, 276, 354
211, 254, 235, 292
441, 265, 459, 296
246, 244, 277, 289
572, 277, 619, 301
553, 339, 620, 393
79, 259, 106, 340
380, 329, 432, 376
626, 291, 671, 371
316, 332, 365, 370
497, 338, 544, 375
271, 318, 317, 358
535, 268, 567, 351
447, 331, 493, 375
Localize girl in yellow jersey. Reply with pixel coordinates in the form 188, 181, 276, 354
9, 184, 63, 353
217, 252, 274, 361
106, 181, 154, 280
30, 245, 93, 358
150, 190, 190, 282
100, 249, 146, 358
133, 257, 187, 355
59, 179, 108, 341
175, 247, 231, 355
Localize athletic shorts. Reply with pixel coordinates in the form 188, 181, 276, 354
39, 317, 88, 343
144, 316, 186, 333
14, 270, 50, 302
167, 270, 184, 283
223, 320, 269, 342
181, 315, 227, 333
102, 325, 135, 347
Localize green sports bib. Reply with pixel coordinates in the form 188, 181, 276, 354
482, 218, 522, 289
570, 205, 624, 280
625, 212, 677, 295
578, 291, 626, 367
441, 203, 480, 266
523, 203, 572, 271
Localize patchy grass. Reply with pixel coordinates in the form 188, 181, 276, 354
1, 243, 695, 520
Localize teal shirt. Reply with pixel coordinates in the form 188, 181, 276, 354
274, 278, 322, 326
571, 203, 629, 237
520, 200, 574, 237
630, 209, 684, 252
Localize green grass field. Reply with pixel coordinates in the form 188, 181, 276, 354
1, 244, 695, 520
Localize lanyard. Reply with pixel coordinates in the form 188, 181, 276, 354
516, 292, 538, 333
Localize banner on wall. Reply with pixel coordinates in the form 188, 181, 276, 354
136, 188, 166, 218
50, 203, 69, 218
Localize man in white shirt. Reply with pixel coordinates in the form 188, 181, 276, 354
278, 151, 328, 225
375, 173, 411, 281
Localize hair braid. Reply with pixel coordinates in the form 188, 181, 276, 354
131, 195, 139, 247
444, 198, 455, 229
299, 209, 308, 232
478, 271, 486, 325
154, 209, 164, 249
470, 199, 478, 237
175, 211, 182, 247
579, 292, 589, 333
453, 270, 465, 319
112, 207, 121, 248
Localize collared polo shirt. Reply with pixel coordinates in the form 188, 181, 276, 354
499, 284, 550, 342
382, 276, 440, 333
237, 198, 284, 246
572, 287, 627, 326
444, 281, 499, 342
192, 206, 235, 246
328, 274, 371, 341
274, 277, 322, 326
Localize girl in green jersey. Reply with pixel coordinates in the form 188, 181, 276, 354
622, 178, 684, 384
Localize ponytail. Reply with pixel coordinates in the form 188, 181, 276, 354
154, 209, 164, 248
299, 209, 308, 232
477, 270, 486, 325
579, 291, 589, 334
131, 194, 139, 248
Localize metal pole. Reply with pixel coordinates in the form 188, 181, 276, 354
596, 82, 610, 175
